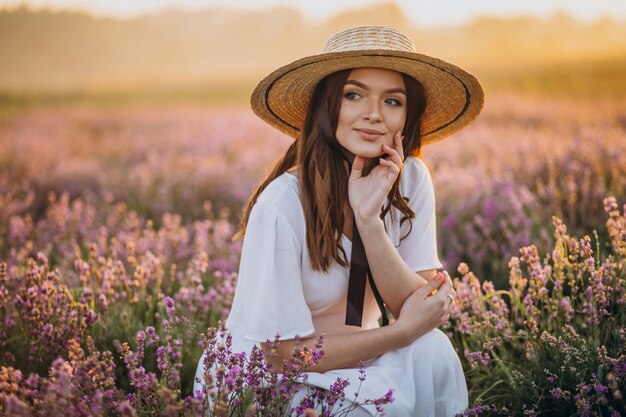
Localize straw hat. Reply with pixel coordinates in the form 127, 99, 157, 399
250, 25, 484, 145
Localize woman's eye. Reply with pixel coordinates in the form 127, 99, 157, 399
344, 92, 402, 106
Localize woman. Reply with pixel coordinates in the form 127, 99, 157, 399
195, 26, 484, 416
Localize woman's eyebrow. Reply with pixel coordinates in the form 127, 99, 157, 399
344, 80, 406, 95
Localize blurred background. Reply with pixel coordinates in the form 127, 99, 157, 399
1, 0, 626, 283
1, 0, 626, 101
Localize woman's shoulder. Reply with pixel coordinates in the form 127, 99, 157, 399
252, 172, 305, 233
256, 172, 301, 206
401, 156, 432, 186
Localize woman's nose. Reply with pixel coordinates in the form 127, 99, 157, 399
362, 100, 382, 122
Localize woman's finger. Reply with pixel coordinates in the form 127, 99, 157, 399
433, 278, 452, 305
350, 155, 365, 180
379, 157, 399, 169
379, 158, 401, 176
446, 293, 455, 307
378, 159, 400, 184
394, 130, 405, 160
382, 142, 403, 169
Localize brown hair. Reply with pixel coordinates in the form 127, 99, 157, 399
237, 69, 427, 271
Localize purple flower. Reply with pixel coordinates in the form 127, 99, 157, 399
164, 296, 175, 317
156, 346, 167, 372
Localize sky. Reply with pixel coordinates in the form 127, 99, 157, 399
2, 0, 626, 27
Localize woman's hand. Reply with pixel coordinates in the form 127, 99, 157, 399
349, 130, 404, 224
392, 272, 456, 345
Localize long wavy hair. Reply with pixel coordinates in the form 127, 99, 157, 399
237, 68, 427, 272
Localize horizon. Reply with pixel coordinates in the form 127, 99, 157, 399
2, 0, 626, 28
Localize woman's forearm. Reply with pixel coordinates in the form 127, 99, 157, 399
355, 217, 430, 318
262, 321, 416, 373
261, 273, 451, 374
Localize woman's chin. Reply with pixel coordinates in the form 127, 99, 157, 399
353, 149, 384, 160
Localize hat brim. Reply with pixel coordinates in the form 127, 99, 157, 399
250, 50, 484, 145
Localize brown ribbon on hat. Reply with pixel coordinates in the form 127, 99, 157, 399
345, 214, 389, 327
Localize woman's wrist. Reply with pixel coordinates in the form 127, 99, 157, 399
388, 320, 414, 348
353, 214, 385, 234
389, 310, 434, 348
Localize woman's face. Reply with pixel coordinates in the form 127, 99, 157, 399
335, 67, 407, 160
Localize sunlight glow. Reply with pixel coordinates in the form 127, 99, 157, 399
1, 0, 626, 27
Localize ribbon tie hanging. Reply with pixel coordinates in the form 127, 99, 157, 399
317, 125, 389, 328
345, 215, 389, 327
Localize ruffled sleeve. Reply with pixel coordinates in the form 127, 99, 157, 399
231, 199, 315, 343
397, 157, 443, 271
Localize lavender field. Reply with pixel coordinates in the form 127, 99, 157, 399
1, 93, 625, 415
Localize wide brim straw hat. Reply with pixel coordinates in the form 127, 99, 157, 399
250, 25, 484, 145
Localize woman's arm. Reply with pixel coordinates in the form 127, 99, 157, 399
356, 218, 435, 318
262, 274, 451, 372
348, 133, 449, 318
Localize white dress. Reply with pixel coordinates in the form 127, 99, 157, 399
194, 157, 468, 416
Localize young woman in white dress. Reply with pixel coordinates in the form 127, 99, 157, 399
194, 26, 484, 416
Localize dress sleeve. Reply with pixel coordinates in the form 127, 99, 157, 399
235, 201, 315, 343
397, 157, 444, 271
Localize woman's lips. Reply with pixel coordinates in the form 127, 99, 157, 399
354, 128, 384, 140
